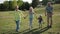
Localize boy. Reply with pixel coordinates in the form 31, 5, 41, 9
38, 15, 43, 28
45, 2, 53, 28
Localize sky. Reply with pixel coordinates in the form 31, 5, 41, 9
0, 0, 42, 3
23, 0, 42, 3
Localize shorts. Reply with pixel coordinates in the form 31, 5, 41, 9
47, 12, 52, 17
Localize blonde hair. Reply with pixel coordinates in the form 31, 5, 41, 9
29, 6, 33, 12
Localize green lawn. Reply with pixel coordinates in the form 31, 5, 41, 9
0, 4, 60, 34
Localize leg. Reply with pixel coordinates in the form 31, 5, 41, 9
39, 23, 40, 28
50, 15, 52, 27
48, 13, 52, 28
29, 18, 33, 30
47, 15, 49, 27
41, 23, 42, 28
16, 20, 20, 32
39, 22, 42, 29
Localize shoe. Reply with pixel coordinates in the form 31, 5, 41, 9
47, 25, 52, 28
49, 25, 52, 28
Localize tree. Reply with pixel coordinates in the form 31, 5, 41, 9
9, 1, 12, 10
55, 0, 60, 4
0, 4, 4, 11
3, 1, 9, 10
20, 2, 30, 10
11, 0, 17, 10
42, 0, 48, 5
32, 0, 39, 8
17, 0, 23, 7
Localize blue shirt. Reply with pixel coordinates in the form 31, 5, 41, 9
46, 6, 53, 13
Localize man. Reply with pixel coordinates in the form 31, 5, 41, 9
45, 2, 53, 28
14, 5, 23, 32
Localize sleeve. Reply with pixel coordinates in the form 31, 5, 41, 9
41, 18, 43, 21
46, 7, 47, 11
20, 11, 24, 17
51, 6, 53, 12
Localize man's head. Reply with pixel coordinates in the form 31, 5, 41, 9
15, 5, 19, 11
47, 2, 51, 6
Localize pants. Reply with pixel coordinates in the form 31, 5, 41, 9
47, 12, 53, 26
39, 21, 42, 28
16, 20, 20, 32
29, 18, 33, 29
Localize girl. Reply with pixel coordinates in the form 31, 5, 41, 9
38, 15, 43, 28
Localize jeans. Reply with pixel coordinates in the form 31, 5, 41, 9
16, 20, 20, 32
29, 18, 33, 29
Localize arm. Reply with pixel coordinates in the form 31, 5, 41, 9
20, 11, 24, 18
45, 7, 47, 16
51, 6, 53, 15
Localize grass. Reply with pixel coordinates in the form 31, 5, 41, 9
0, 4, 60, 34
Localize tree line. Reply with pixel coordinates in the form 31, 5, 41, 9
0, 0, 60, 11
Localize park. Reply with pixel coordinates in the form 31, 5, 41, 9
0, 0, 60, 34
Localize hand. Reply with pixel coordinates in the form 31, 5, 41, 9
52, 12, 53, 15
24, 17, 26, 19
45, 14, 46, 16
23, 16, 27, 19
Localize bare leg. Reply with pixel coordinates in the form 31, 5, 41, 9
41, 23, 42, 28
47, 16, 49, 26
39, 23, 40, 28
50, 16, 52, 27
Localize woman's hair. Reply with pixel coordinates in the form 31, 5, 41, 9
29, 6, 33, 12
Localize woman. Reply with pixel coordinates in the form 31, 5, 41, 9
29, 6, 34, 30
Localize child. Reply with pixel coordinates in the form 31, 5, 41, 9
45, 2, 53, 28
38, 15, 43, 28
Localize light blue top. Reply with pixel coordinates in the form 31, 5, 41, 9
29, 12, 34, 19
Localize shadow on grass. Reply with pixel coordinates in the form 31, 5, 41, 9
1, 27, 51, 34
23, 27, 51, 34
1, 30, 21, 34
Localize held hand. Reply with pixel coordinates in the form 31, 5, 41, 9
24, 16, 26, 19
23, 15, 27, 19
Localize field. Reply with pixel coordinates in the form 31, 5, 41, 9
0, 4, 60, 34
